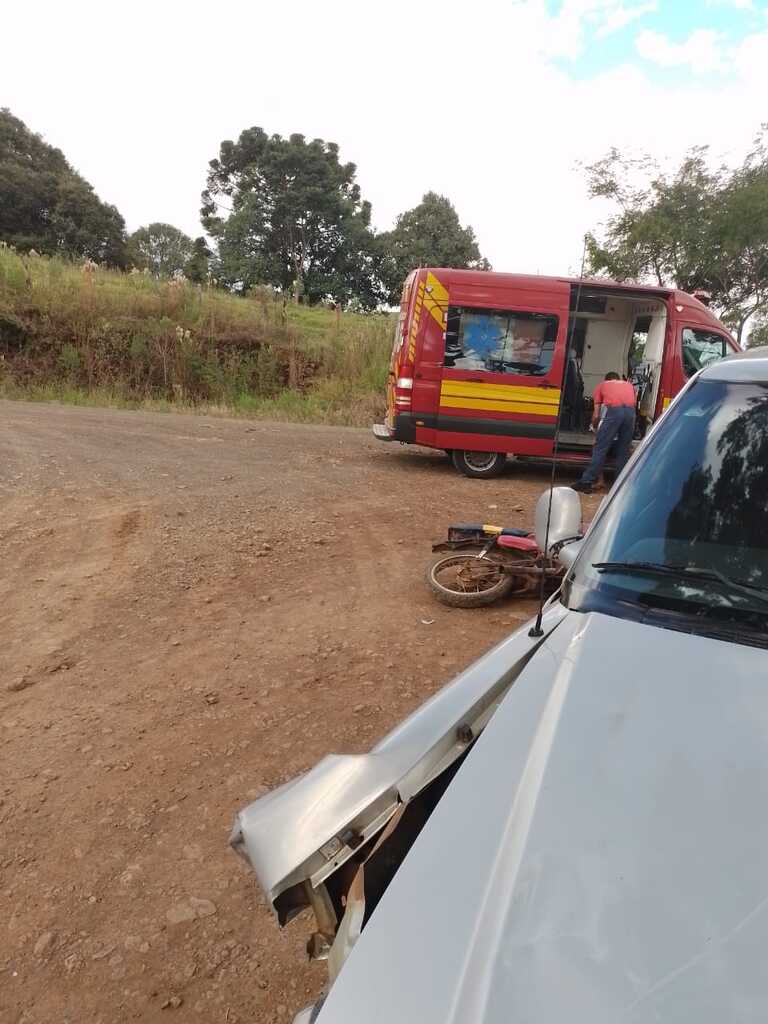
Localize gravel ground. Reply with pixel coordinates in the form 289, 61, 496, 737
0, 400, 600, 1023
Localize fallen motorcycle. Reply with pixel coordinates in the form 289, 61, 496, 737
426, 522, 566, 608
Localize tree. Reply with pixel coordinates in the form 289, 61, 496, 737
0, 108, 127, 265
710, 139, 768, 343
201, 128, 383, 307
585, 148, 719, 288
378, 192, 490, 304
746, 312, 768, 349
51, 174, 127, 266
585, 135, 768, 345
128, 222, 194, 277
184, 236, 212, 283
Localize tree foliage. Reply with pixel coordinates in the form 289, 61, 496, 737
746, 312, 768, 349
0, 108, 126, 265
127, 222, 194, 277
378, 192, 490, 304
201, 128, 383, 307
585, 135, 768, 345
184, 236, 212, 283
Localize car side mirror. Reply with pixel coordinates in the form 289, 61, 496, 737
534, 486, 583, 555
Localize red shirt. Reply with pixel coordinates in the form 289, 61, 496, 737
594, 379, 636, 408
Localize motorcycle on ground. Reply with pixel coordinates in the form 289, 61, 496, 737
426, 513, 580, 609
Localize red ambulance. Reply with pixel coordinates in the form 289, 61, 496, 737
373, 269, 737, 477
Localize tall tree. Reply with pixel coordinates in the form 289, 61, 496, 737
184, 236, 212, 283
710, 138, 768, 342
201, 128, 382, 307
0, 108, 127, 265
746, 312, 768, 349
128, 222, 194, 277
585, 136, 768, 345
378, 192, 490, 304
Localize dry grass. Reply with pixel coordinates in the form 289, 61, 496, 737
0, 248, 393, 424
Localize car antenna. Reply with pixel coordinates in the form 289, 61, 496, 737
529, 238, 588, 638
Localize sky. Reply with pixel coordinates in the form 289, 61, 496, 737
3, 0, 768, 276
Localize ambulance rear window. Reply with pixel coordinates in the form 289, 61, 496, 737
444, 307, 558, 376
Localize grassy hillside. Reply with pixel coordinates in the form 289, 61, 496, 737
0, 247, 393, 425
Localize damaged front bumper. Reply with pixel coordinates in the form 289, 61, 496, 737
230, 604, 567, 1001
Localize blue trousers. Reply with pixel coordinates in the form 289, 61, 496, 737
580, 405, 635, 485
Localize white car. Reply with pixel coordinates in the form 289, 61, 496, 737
232, 348, 768, 1023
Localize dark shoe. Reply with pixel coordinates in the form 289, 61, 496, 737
571, 481, 594, 494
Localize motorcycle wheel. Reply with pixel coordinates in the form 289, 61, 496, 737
426, 549, 517, 608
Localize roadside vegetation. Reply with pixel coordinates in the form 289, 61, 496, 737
0, 246, 393, 425
4, 105, 768, 425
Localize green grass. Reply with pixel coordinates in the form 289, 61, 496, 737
0, 378, 385, 426
0, 247, 393, 425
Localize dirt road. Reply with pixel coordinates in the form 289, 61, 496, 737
0, 401, 595, 1023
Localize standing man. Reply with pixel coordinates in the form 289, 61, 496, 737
572, 372, 636, 494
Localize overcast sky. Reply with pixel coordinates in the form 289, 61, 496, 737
3, 0, 768, 275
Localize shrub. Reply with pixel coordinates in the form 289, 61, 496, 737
0, 247, 393, 424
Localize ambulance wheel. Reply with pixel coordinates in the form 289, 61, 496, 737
451, 450, 506, 479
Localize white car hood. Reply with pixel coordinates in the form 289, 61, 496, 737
319, 610, 768, 1024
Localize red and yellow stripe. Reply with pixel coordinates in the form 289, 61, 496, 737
405, 271, 449, 364
439, 380, 560, 421
423, 271, 448, 330
407, 281, 425, 363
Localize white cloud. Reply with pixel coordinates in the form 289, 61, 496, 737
706, 0, 754, 10
734, 29, 768, 82
596, 1, 658, 38
543, 0, 658, 56
635, 28, 725, 70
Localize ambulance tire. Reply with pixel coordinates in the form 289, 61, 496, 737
451, 450, 507, 479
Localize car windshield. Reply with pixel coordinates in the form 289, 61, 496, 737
567, 377, 768, 632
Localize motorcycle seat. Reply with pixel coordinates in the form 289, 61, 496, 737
496, 535, 538, 552
450, 523, 531, 537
